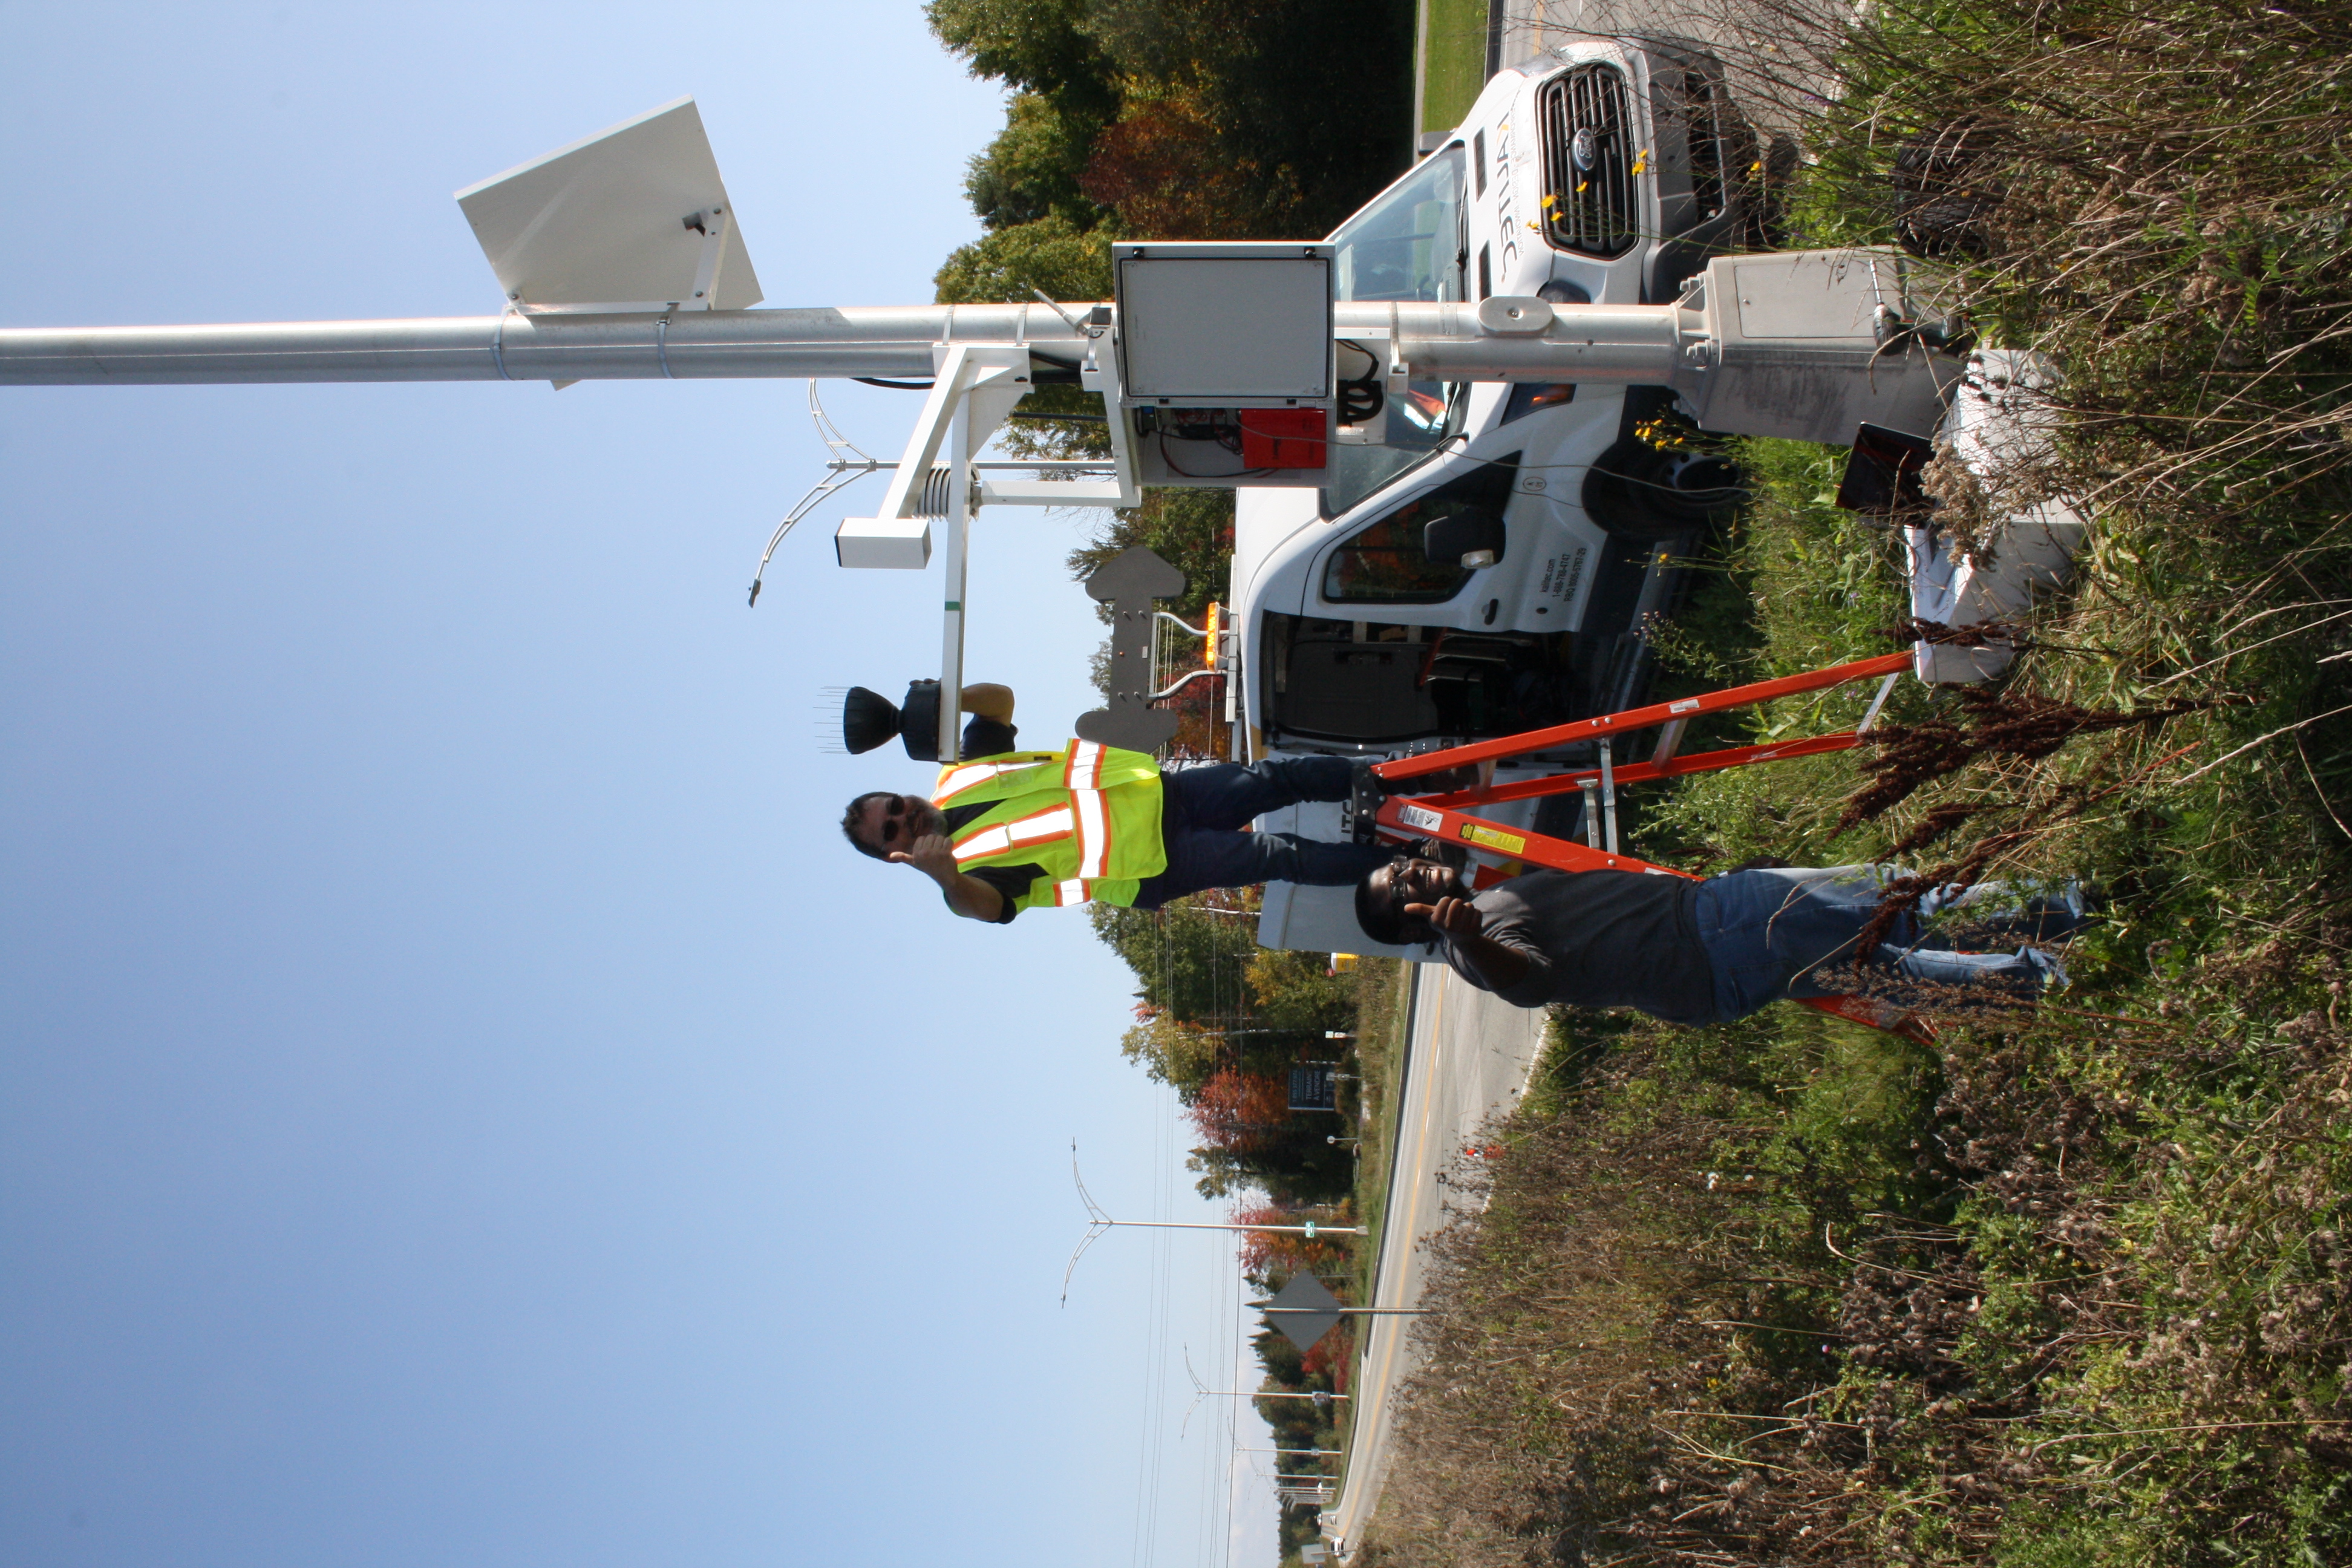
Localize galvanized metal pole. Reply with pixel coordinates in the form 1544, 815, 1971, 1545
0, 302, 1688, 388
0, 305, 1083, 387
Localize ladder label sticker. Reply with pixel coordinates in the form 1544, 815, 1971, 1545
1397, 804, 1443, 832
1460, 822, 1527, 855
1669, 697, 1701, 713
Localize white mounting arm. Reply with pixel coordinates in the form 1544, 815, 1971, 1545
832, 344, 1034, 758
682, 208, 728, 311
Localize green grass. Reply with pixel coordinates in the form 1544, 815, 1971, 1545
1332, 957, 1413, 1473
1416, 0, 1490, 136
1345, 958, 1412, 1266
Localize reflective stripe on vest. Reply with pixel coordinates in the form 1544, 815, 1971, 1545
1051, 878, 1090, 906
952, 804, 1075, 863
948, 745, 1117, 874
932, 756, 1054, 806
1074, 782, 1109, 877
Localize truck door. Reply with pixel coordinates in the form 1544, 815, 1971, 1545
1313, 452, 1519, 614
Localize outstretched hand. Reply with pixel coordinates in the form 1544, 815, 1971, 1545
1405, 896, 1483, 939
888, 832, 959, 882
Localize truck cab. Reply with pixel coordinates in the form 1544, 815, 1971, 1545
1235, 37, 1763, 955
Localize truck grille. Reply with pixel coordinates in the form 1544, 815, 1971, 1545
1539, 65, 1638, 258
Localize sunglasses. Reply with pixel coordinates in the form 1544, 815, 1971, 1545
875, 795, 909, 844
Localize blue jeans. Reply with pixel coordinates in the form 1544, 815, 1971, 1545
1693, 865, 2083, 1022
1131, 756, 1398, 909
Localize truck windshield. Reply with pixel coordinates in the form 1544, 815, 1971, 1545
1325, 146, 1468, 515
1331, 146, 1466, 302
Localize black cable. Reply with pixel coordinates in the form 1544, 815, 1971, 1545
1333, 340, 1387, 428
1155, 428, 1272, 481
855, 377, 935, 390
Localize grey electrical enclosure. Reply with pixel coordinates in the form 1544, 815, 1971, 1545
1111, 242, 1334, 408
1677, 249, 1962, 443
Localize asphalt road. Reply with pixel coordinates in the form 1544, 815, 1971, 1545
1324, 967, 1551, 1555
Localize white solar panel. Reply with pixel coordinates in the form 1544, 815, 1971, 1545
456, 97, 762, 313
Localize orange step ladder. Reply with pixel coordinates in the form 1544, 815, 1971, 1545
1361, 650, 1931, 1042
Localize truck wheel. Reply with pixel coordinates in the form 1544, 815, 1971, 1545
1743, 134, 1801, 250
1891, 121, 1999, 259
1582, 440, 1743, 539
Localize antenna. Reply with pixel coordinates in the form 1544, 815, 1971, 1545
1059, 1140, 1115, 1305
1179, 1345, 1212, 1439
748, 382, 885, 606
1030, 288, 1096, 337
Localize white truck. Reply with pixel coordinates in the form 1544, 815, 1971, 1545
1234, 38, 1772, 956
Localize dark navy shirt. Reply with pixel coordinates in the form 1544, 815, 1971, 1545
1442, 869, 1714, 1022
942, 714, 1033, 924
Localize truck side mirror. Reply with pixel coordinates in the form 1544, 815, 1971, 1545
1423, 508, 1506, 570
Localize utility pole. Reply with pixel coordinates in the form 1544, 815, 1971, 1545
1177, 1348, 1348, 1436
1060, 1143, 1363, 1301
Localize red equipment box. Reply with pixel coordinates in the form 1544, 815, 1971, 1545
1237, 408, 1327, 469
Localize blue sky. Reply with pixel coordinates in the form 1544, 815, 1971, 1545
1, 4, 1278, 1564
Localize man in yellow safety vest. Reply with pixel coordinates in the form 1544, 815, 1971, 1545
841, 684, 1426, 924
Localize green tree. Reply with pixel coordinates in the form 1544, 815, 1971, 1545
1066, 488, 1232, 620
1089, 897, 1260, 1022
1074, 0, 1214, 81
1119, 1008, 1223, 1088
1183, 1143, 1255, 1199
1243, 947, 1355, 1034
964, 93, 1108, 232
1180, 0, 1417, 238
924, 0, 1118, 119
930, 215, 1116, 460
932, 213, 1112, 305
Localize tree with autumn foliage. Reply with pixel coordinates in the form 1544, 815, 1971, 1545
1091, 897, 1356, 1200
1230, 1204, 1351, 1290
1184, 1067, 1292, 1151
1117, 1005, 1223, 1086
1183, 1067, 1350, 1202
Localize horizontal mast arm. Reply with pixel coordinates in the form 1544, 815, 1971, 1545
0, 304, 1093, 387
1339, 301, 1684, 382
0, 300, 1691, 388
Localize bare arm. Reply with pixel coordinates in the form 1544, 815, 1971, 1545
891, 831, 1008, 923
1406, 897, 1530, 989
959, 684, 1015, 724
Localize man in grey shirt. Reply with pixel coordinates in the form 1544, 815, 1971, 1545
1354, 857, 2083, 1024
